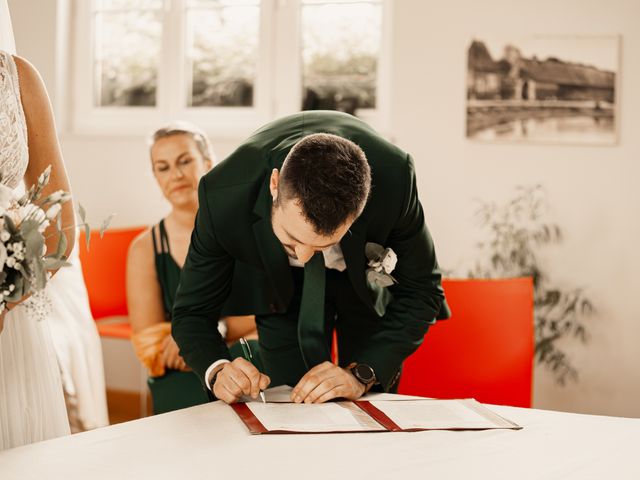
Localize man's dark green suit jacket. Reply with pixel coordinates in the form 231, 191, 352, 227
172, 111, 449, 392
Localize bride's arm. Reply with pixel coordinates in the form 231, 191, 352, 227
14, 55, 75, 260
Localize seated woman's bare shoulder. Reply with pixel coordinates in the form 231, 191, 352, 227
127, 227, 155, 268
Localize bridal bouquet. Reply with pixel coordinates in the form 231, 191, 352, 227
0, 166, 72, 313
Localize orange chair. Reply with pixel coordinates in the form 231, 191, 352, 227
78, 226, 145, 338
398, 278, 534, 408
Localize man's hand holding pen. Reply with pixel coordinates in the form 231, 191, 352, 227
211, 358, 271, 404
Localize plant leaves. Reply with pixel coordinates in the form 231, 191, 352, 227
43, 256, 72, 270
364, 242, 384, 261
78, 202, 87, 224
84, 222, 91, 252
3, 214, 18, 235
99, 213, 115, 238
24, 228, 45, 259
19, 219, 41, 237
32, 257, 47, 291
55, 231, 67, 259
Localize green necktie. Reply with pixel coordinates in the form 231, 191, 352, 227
298, 252, 330, 369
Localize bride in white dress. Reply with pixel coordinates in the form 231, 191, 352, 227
0, 3, 109, 443
0, 28, 77, 450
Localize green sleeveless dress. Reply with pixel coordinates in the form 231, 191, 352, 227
147, 220, 261, 414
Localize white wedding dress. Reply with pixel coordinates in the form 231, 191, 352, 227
0, 50, 71, 450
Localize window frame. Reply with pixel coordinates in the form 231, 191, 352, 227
71, 0, 390, 137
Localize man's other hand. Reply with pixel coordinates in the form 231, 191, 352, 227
291, 361, 366, 404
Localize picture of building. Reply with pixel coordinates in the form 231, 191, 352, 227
466, 35, 618, 144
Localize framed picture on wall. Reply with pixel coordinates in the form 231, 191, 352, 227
466, 34, 620, 145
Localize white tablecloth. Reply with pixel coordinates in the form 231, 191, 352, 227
1, 395, 639, 480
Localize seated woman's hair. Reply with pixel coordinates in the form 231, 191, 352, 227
149, 121, 215, 163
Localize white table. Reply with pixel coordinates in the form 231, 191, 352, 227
1, 396, 639, 480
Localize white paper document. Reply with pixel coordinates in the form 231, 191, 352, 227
246, 401, 385, 432
370, 398, 520, 430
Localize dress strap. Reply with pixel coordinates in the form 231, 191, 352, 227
158, 219, 171, 255
151, 224, 161, 256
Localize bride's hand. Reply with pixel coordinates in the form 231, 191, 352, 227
0, 310, 6, 334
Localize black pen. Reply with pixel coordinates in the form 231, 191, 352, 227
239, 337, 266, 403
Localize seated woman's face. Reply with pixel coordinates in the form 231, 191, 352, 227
150, 134, 211, 208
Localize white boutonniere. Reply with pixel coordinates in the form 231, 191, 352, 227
365, 242, 398, 288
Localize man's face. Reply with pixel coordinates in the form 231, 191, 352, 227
269, 169, 352, 264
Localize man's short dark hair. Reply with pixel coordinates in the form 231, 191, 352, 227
278, 133, 371, 236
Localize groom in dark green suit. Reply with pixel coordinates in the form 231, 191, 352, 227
173, 110, 448, 404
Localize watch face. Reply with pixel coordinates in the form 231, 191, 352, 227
355, 364, 375, 383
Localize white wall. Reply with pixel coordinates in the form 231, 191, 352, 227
9, 0, 640, 416
388, 0, 640, 417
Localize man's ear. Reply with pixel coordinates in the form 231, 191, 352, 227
269, 168, 280, 202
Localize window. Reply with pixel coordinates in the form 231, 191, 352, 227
301, 0, 382, 112
186, 0, 260, 107
73, 0, 389, 136
93, 0, 162, 107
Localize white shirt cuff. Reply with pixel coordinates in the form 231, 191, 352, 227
205, 359, 231, 391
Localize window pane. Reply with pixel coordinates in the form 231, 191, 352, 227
301, 0, 381, 113
186, 1, 260, 107
94, 0, 162, 11
93, 4, 161, 107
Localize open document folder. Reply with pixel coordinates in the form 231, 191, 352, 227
231, 386, 521, 434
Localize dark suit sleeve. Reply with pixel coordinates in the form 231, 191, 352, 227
172, 179, 233, 384
358, 155, 445, 391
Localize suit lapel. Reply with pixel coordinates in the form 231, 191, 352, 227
252, 175, 294, 312
340, 219, 377, 315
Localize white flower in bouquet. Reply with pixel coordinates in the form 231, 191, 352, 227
43, 190, 72, 204
0, 183, 13, 213
46, 203, 61, 220
18, 204, 48, 232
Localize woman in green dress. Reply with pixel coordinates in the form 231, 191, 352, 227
126, 122, 259, 414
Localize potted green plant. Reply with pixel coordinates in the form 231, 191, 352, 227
469, 185, 595, 384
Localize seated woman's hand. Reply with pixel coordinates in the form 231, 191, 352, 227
161, 335, 189, 371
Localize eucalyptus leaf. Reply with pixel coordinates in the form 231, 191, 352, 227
32, 258, 47, 291
55, 231, 67, 259
24, 228, 45, 259
43, 256, 62, 270
365, 242, 384, 261
3, 215, 17, 235
99, 213, 115, 238
15, 262, 29, 278
78, 203, 87, 223
43, 257, 71, 270
366, 269, 395, 288
19, 219, 41, 237
84, 222, 91, 251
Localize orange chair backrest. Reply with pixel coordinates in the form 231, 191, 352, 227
398, 278, 534, 408
78, 227, 145, 321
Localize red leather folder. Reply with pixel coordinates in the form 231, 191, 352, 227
231, 400, 521, 435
